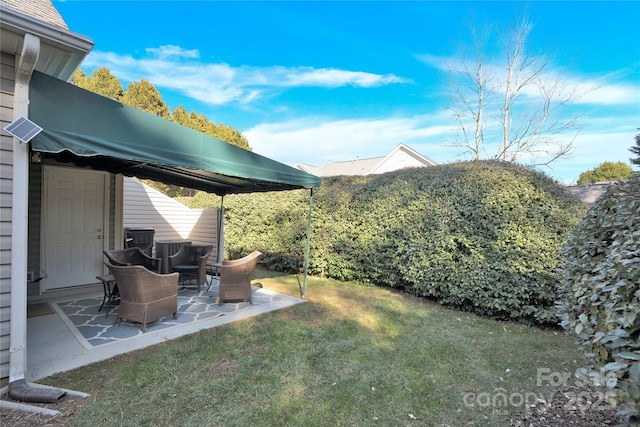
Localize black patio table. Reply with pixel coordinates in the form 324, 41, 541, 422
96, 274, 119, 316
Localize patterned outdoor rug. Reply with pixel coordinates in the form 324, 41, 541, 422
51, 283, 284, 350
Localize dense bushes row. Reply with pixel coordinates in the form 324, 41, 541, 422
558, 174, 640, 420
188, 161, 586, 326
187, 162, 640, 415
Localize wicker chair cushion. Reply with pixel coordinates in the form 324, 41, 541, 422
173, 265, 199, 273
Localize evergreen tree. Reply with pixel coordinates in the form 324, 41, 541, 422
70, 67, 253, 196
170, 106, 251, 150
170, 105, 191, 127
70, 68, 89, 87
209, 122, 251, 150
630, 130, 640, 167
71, 67, 123, 101
121, 79, 170, 118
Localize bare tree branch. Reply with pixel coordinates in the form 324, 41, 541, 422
447, 11, 585, 166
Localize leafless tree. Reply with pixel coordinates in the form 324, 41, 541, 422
448, 14, 584, 166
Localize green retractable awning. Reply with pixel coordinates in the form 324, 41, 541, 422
28, 70, 321, 195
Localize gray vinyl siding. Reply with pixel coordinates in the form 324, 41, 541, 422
0, 51, 16, 383
123, 177, 220, 261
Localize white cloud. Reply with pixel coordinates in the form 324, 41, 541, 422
570, 80, 640, 105
281, 67, 410, 87
416, 53, 640, 106
415, 53, 450, 72
244, 113, 455, 166
249, 108, 637, 184
146, 45, 200, 59
81, 46, 409, 105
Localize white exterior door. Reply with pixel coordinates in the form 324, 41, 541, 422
43, 166, 107, 290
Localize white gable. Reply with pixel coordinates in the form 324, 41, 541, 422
296, 144, 437, 177
371, 145, 436, 174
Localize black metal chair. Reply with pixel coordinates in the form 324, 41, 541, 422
168, 245, 214, 290
103, 247, 162, 273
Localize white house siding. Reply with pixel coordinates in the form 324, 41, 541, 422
295, 144, 436, 177
373, 148, 430, 174
123, 178, 220, 261
0, 50, 16, 382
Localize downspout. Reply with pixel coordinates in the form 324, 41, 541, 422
7, 33, 80, 406
9, 32, 40, 387
301, 188, 314, 298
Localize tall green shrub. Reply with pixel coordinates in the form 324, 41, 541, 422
352, 162, 584, 325
209, 161, 585, 325
223, 190, 311, 273
558, 174, 640, 420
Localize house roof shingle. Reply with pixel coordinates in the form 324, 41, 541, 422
567, 182, 615, 207
0, 0, 68, 29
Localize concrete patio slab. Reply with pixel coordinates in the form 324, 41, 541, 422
26, 284, 304, 381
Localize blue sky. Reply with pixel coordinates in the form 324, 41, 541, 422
54, 1, 640, 184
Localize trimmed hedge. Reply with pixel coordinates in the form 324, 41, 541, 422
206, 161, 585, 325
558, 174, 640, 419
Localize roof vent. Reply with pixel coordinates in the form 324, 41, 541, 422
3, 116, 42, 143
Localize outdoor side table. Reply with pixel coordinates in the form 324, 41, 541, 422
97, 274, 119, 316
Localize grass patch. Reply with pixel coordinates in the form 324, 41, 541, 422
42, 268, 584, 426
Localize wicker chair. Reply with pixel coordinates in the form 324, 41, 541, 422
218, 251, 262, 305
103, 247, 162, 273
105, 263, 179, 332
168, 245, 214, 290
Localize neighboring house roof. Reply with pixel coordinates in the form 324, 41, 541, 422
567, 182, 615, 207
294, 144, 437, 177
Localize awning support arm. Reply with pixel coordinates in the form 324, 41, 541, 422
302, 188, 314, 298
218, 195, 224, 263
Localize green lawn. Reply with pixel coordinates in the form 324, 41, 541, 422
41, 269, 584, 426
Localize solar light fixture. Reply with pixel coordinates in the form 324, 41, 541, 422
3, 116, 42, 143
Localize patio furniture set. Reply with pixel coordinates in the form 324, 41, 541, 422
98, 245, 262, 332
